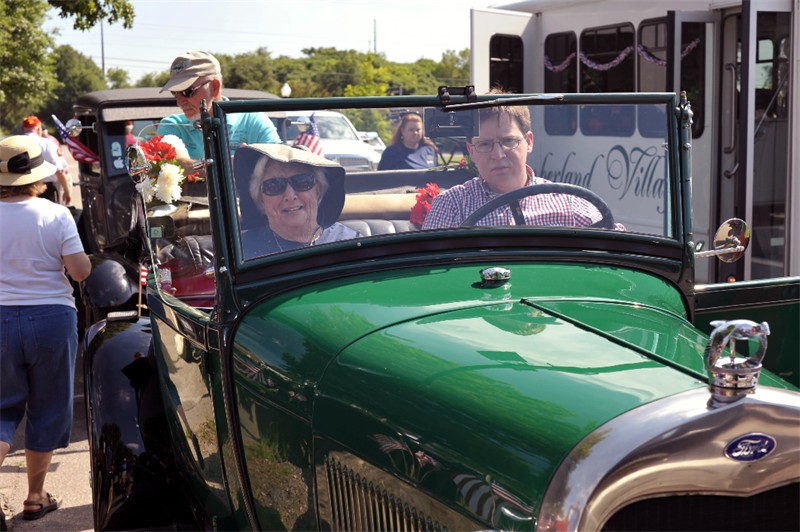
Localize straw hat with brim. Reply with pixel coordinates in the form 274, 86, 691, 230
234, 143, 345, 228
0, 135, 57, 187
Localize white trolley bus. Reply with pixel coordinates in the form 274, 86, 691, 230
471, 0, 797, 283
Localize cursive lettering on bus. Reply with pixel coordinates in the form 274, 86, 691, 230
539, 145, 667, 214
539, 151, 602, 189
607, 145, 666, 213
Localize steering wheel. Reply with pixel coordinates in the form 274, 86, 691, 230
461, 183, 615, 229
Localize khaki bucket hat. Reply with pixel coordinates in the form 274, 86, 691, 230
0, 135, 57, 187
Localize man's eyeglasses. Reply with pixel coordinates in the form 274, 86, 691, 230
470, 137, 524, 153
259, 174, 317, 196
171, 79, 211, 99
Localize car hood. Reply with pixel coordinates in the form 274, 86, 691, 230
233, 263, 790, 523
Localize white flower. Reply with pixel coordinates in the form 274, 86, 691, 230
154, 163, 184, 203
160, 134, 189, 159
136, 177, 156, 203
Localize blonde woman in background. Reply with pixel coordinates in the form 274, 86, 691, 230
378, 111, 439, 170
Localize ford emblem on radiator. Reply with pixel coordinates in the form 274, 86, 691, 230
724, 433, 776, 462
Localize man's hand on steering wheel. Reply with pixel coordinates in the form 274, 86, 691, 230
461, 183, 616, 229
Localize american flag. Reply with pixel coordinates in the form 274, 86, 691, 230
51, 114, 100, 165
292, 114, 323, 156
140, 265, 148, 286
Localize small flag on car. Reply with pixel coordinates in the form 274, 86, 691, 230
293, 114, 324, 156
140, 266, 148, 286
51, 114, 100, 165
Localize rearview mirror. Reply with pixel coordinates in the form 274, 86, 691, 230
424, 107, 480, 138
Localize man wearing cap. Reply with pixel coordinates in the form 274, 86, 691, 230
21, 116, 72, 205
157, 50, 281, 175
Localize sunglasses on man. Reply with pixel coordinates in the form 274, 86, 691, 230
259, 174, 317, 196
171, 79, 211, 99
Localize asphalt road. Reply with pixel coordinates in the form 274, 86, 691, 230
0, 150, 94, 532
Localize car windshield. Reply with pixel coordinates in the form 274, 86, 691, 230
137, 93, 679, 302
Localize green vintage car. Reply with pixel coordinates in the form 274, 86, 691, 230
82, 89, 799, 531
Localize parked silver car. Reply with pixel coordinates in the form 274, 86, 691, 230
276, 110, 383, 171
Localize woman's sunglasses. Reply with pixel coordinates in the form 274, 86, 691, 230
171, 79, 211, 99
259, 173, 317, 196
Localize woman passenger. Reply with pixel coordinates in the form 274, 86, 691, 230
237, 144, 359, 258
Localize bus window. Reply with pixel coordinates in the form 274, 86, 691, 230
580, 23, 635, 92
545, 31, 578, 92
579, 23, 635, 136
679, 23, 706, 138
638, 19, 706, 138
544, 32, 578, 135
489, 35, 524, 93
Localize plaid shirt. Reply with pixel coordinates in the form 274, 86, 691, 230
422, 167, 608, 229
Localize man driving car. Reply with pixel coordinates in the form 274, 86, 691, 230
422, 93, 620, 230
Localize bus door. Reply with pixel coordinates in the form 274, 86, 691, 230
664, 11, 717, 283
719, 0, 793, 282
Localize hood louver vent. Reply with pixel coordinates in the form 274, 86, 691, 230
323, 456, 445, 531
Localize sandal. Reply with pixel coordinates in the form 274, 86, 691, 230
0, 493, 10, 531
21, 492, 61, 520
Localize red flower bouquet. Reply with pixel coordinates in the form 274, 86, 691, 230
135, 134, 202, 205
410, 182, 440, 227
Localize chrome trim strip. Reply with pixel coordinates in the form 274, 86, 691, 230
536, 386, 800, 531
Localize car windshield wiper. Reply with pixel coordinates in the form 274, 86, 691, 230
441, 94, 565, 112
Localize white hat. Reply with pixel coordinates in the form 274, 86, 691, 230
0, 135, 57, 187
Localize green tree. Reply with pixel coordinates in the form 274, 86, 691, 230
136, 71, 170, 88
222, 48, 276, 92
0, 1, 59, 133
39, 45, 107, 128
0, 0, 135, 134
273, 55, 327, 98
432, 49, 471, 85
301, 47, 378, 96
107, 67, 131, 89
48, 0, 134, 30
386, 62, 440, 96
342, 54, 392, 97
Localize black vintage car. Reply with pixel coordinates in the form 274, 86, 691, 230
80, 88, 799, 531
70, 87, 278, 324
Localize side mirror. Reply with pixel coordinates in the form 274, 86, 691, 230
65, 118, 92, 137
695, 218, 750, 262
126, 144, 151, 183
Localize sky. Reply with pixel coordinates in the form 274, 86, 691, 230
46, 0, 503, 83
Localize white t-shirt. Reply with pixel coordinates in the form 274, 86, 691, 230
24, 132, 64, 183
44, 133, 70, 173
0, 198, 85, 308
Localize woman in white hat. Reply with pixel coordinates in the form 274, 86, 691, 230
0, 135, 91, 524
236, 143, 360, 258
